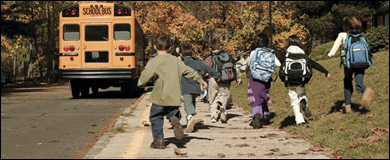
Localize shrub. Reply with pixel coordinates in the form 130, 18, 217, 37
309, 41, 339, 61
364, 26, 389, 53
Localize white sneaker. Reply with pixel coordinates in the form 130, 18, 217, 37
211, 117, 217, 123
220, 107, 227, 122
186, 115, 196, 133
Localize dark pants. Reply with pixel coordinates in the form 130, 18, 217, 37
344, 67, 366, 105
149, 103, 181, 141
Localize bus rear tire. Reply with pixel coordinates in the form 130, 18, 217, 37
70, 80, 81, 99
92, 86, 99, 95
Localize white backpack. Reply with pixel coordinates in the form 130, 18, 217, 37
281, 46, 312, 86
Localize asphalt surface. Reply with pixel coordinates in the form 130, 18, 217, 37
1, 85, 137, 159
84, 92, 332, 159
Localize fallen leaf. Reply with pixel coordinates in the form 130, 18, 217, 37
332, 147, 340, 155
174, 148, 187, 156
49, 140, 60, 143
297, 150, 309, 155
309, 147, 324, 152
91, 124, 98, 127
279, 153, 293, 156
240, 137, 247, 140
234, 143, 249, 147
196, 119, 204, 123
329, 127, 335, 130
217, 153, 225, 158
264, 152, 275, 156
338, 128, 347, 132
270, 148, 280, 152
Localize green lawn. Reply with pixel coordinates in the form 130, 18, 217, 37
231, 50, 389, 159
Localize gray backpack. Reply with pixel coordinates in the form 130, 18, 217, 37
212, 51, 236, 82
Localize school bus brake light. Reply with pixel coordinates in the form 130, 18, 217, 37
119, 45, 124, 51
63, 45, 69, 52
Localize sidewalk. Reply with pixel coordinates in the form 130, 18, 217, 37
84, 92, 332, 159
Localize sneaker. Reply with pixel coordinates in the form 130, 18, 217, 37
297, 122, 306, 126
211, 117, 217, 123
299, 99, 312, 118
170, 116, 184, 140
220, 107, 227, 123
186, 115, 196, 133
343, 103, 352, 113
361, 87, 374, 106
150, 140, 165, 149
252, 114, 262, 129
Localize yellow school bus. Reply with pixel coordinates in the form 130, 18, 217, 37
59, 2, 146, 98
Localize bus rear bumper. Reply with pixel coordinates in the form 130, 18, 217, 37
60, 69, 137, 79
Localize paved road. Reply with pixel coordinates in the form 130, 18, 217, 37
85, 92, 333, 159
1, 85, 137, 159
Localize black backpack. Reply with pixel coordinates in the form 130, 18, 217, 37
279, 46, 312, 87
212, 51, 237, 82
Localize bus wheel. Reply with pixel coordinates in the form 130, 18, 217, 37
92, 86, 99, 95
70, 80, 81, 98
81, 86, 89, 97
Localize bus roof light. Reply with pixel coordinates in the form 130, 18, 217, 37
117, 8, 122, 15
64, 9, 70, 16
123, 8, 129, 15
71, 9, 77, 16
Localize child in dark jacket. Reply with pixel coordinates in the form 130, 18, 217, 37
180, 43, 219, 133
279, 35, 331, 125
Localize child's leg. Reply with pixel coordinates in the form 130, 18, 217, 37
343, 68, 354, 105
165, 107, 184, 140
287, 87, 305, 124
208, 77, 218, 105
183, 94, 197, 118
149, 104, 165, 141
354, 69, 366, 94
297, 86, 311, 117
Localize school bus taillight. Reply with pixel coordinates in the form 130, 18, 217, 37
69, 45, 75, 51
63, 45, 69, 51
119, 45, 124, 51
125, 45, 130, 51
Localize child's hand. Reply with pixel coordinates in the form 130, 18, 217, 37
200, 82, 208, 91
236, 78, 242, 85
327, 73, 331, 81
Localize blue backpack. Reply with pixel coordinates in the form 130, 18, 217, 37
343, 33, 372, 69
250, 48, 276, 82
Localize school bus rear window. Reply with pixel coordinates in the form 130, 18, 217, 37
63, 24, 80, 41
85, 25, 109, 41
114, 24, 130, 40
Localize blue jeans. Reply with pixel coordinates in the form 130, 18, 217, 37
149, 103, 181, 141
344, 67, 366, 105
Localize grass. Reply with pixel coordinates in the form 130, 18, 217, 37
109, 127, 126, 133
231, 50, 389, 159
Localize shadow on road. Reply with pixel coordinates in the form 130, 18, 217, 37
329, 100, 370, 115
164, 136, 214, 148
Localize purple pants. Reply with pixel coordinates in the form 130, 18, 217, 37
247, 74, 275, 119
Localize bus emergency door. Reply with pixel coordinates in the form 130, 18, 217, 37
81, 23, 112, 68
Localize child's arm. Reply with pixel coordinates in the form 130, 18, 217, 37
137, 61, 155, 88
328, 33, 345, 57
308, 58, 330, 80
198, 61, 219, 80
179, 61, 206, 89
